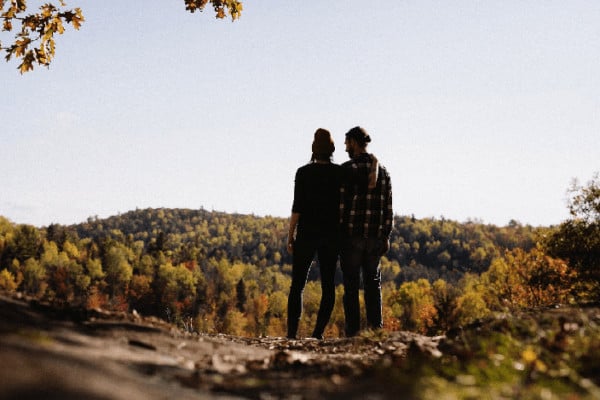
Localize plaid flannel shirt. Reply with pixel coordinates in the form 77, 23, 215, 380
340, 153, 393, 239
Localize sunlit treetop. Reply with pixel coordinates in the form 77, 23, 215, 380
1, 0, 243, 74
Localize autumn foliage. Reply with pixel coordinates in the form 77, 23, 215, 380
0, 196, 587, 338
2, 172, 598, 336
1, 0, 242, 73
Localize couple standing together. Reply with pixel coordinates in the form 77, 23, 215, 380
286, 126, 393, 339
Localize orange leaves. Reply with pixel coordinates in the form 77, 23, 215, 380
185, 0, 210, 13
482, 246, 576, 310
3, 1, 242, 73
391, 279, 439, 334
15, 0, 27, 12
2, 1, 85, 73
184, 0, 243, 21
18, 50, 34, 73
11, 36, 30, 57
41, 4, 55, 18
66, 8, 83, 30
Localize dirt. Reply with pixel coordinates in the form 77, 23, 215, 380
0, 293, 443, 400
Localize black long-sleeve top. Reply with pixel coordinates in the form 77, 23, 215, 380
291, 163, 343, 237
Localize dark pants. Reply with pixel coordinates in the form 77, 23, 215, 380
340, 236, 384, 336
287, 232, 338, 338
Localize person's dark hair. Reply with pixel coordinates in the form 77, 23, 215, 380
345, 126, 371, 147
311, 128, 335, 162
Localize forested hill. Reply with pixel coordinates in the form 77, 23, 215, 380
0, 207, 581, 337
68, 208, 292, 267
63, 208, 545, 282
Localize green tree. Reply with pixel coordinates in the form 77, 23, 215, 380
267, 290, 287, 336
2, 224, 41, 266
85, 257, 105, 281
451, 273, 490, 327
103, 243, 133, 299
21, 257, 47, 296
1, 0, 243, 73
39, 240, 89, 304
157, 261, 198, 319
431, 278, 460, 331
546, 172, 600, 301
389, 279, 437, 334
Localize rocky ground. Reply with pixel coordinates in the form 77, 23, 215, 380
2, 293, 599, 400
0, 293, 442, 400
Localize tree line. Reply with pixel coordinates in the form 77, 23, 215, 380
1, 174, 598, 336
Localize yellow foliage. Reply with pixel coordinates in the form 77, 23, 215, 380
268, 291, 287, 318
452, 290, 490, 327
62, 240, 80, 260
266, 316, 286, 337
22, 257, 46, 296
0, 269, 18, 292
521, 347, 537, 363
481, 246, 575, 310
391, 279, 438, 334
222, 309, 247, 336
4, 1, 239, 73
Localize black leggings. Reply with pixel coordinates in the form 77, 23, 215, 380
287, 233, 338, 338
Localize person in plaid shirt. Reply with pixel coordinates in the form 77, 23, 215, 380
340, 126, 393, 337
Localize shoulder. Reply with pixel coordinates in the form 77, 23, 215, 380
379, 164, 391, 177
295, 164, 312, 180
378, 165, 392, 186
296, 163, 313, 173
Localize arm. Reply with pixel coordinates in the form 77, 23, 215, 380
368, 153, 379, 189
287, 212, 300, 254
288, 168, 303, 255
382, 172, 393, 254
339, 165, 351, 229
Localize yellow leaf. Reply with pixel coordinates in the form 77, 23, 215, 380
71, 13, 83, 30
16, 0, 26, 12
18, 51, 35, 74
42, 6, 53, 18
535, 359, 547, 373
521, 347, 537, 364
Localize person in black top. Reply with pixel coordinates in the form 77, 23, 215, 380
286, 128, 342, 339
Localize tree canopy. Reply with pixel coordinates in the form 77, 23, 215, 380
0, 207, 570, 337
546, 172, 600, 301
1, 0, 243, 73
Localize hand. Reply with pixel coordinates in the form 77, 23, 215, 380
287, 241, 294, 255
381, 239, 390, 256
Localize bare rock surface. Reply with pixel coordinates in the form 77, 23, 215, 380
0, 293, 443, 399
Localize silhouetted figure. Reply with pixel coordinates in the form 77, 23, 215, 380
340, 126, 393, 337
286, 128, 342, 339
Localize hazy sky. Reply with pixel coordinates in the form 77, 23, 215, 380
2, 1, 599, 227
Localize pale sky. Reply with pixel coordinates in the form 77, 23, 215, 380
2, 1, 599, 227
